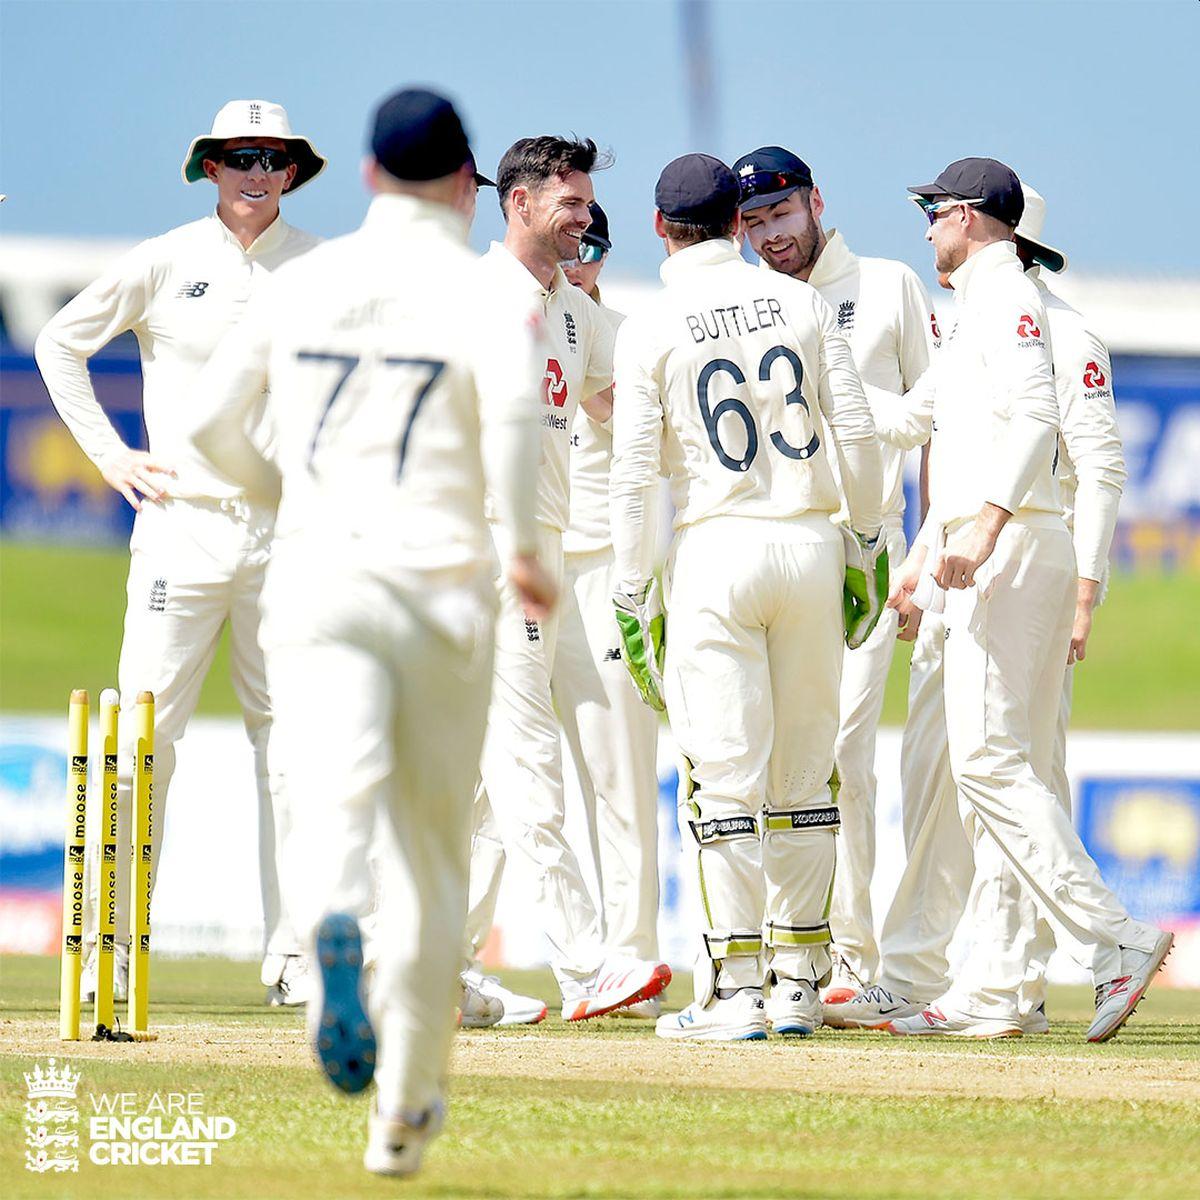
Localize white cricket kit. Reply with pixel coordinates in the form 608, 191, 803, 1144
872, 241, 1153, 1015
801, 231, 937, 986
610, 238, 882, 1002
34, 212, 318, 967
193, 194, 541, 1116
464, 243, 622, 988
552, 298, 661, 960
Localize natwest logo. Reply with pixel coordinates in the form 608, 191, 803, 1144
1016, 314, 1041, 339
542, 358, 568, 408
930, 312, 941, 341
1083, 361, 1107, 389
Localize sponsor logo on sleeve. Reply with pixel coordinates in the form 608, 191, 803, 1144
930, 312, 942, 344
1083, 361, 1108, 389
1016, 314, 1045, 347
175, 282, 209, 299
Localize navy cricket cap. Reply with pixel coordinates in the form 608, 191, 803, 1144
655, 154, 740, 225
908, 157, 1024, 227
581, 201, 611, 250
370, 88, 473, 182
733, 146, 815, 212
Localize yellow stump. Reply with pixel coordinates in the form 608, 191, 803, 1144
95, 689, 120, 1036
59, 690, 88, 1041
129, 691, 154, 1034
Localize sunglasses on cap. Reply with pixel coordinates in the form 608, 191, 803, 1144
218, 147, 294, 173
560, 242, 607, 269
914, 196, 986, 226
737, 170, 811, 202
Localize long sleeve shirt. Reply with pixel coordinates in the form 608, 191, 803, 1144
610, 237, 882, 590
34, 212, 319, 501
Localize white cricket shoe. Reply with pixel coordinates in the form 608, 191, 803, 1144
363, 1100, 445, 1177
561, 956, 672, 1022
81, 941, 129, 1004
612, 995, 662, 1019
266, 954, 315, 1007
767, 979, 822, 1036
823, 984, 919, 1029
821, 947, 865, 1005
1022, 1003, 1050, 1035
1087, 930, 1174, 1043
886, 1000, 1022, 1039
459, 976, 504, 1028
656, 989, 768, 1042
462, 969, 548, 1025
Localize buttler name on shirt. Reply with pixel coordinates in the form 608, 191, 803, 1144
686, 297, 787, 343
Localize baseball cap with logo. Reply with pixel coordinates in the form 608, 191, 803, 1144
181, 100, 327, 193
1014, 183, 1068, 274
908, 157, 1024, 227
371, 88, 475, 182
655, 154, 740, 225
732, 146, 815, 212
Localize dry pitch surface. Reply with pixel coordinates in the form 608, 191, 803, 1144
2, 956, 1199, 1199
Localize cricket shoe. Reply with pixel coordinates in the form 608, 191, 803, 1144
81, 941, 129, 1004
1022, 1003, 1050, 1035
312, 913, 376, 1093
823, 984, 919, 1029
821, 946, 865, 1005
767, 979, 822, 1036
462, 969, 547, 1025
886, 1000, 1022, 1039
363, 1099, 445, 1177
459, 976, 504, 1028
656, 989, 768, 1042
266, 954, 315, 1007
561, 956, 672, 1022
1087, 930, 1174, 1044
612, 995, 662, 1019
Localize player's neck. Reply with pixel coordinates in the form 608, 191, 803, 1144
217, 202, 281, 251
790, 230, 828, 284
504, 228, 557, 290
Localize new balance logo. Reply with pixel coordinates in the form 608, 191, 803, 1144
603, 647, 622, 662
176, 281, 209, 298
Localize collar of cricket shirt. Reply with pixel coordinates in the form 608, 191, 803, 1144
363, 193, 469, 244
212, 209, 290, 257
658, 236, 740, 284
486, 240, 566, 303
806, 228, 857, 289
947, 237, 1020, 301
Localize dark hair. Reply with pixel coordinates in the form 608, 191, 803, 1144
660, 214, 738, 247
497, 136, 610, 213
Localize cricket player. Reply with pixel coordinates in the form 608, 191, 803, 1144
193, 87, 552, 1177
550, 201, 663, 1017
829, 184, 1135, 1036
845, 158, 1169, 1042
34, 100, 324, 1007
611, 154, 885, 1042
735, 146, 938, 1000
463, 137, 673, 1024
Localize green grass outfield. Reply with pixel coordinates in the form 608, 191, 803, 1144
1, 957, 1199, 1199
2, 541, 1199, 727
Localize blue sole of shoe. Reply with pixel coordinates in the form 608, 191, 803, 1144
739, 1030, 768, 1040
773, 1025, 816, 1036
314, 913, 376, 1094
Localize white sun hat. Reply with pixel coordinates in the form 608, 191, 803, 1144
1014, 183, 1068, 273
181, 99, 327, 194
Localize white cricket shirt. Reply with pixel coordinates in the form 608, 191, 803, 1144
476, 243, 615, 534
610, 238, 882, 589
35, 212, 319, 501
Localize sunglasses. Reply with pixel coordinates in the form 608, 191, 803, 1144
560, 241, 607, 269
218, 147, 294, 173
916, 196, 986, 226
737, 170, 811, 202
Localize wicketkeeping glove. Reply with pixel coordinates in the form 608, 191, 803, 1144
842, 527, 890, 650
612, 579, 667, 712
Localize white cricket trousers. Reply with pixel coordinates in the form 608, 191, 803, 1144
828, 520, 907, 984
265, 555, 494, 1118
552, 545, 661, 959
84, 496, 299, 961
883, 519, 1158, 1014
465, 523, 608, 986
665, 515, 844, 1004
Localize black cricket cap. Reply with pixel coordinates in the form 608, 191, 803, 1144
909, 157, 1024, 227
655, 154, 740, 225
732, 146, 815, 212
582, 201, 611, 250
370, 88, 472, 182
468, 155, 495, 188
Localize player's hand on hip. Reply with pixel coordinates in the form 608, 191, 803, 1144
100, 448, 177, 510
509, 553, 557, 622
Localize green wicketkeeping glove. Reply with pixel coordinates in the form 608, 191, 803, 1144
842, 527, 890, 650
612, 579, 667, 712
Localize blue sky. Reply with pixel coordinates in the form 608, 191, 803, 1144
1, 0, 1196, 287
